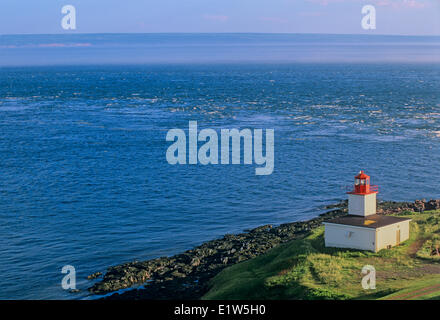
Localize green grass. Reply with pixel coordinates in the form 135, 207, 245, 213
202, 211, 440, 300
379, 276, 440, 300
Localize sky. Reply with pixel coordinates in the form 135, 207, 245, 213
0, 0, 439, 35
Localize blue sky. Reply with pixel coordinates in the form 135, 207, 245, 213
1, 0, 439, 35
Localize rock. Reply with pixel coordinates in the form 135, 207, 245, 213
171, 271, 186, 278
191, 258, 201, 267
87, 272, 102, 280
246, 224, 272, 233
426, 199, 440, 211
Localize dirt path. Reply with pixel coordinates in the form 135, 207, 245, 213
386, 283, 440, 300
404, 285, 440, 300
408, 238, 426, 258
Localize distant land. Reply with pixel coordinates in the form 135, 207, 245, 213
1, 33, 440, 66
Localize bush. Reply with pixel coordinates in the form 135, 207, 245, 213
416, 239, 440, 261
307, 287, 351, 300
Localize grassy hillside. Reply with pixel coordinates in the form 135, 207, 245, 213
203, 210, 440, 300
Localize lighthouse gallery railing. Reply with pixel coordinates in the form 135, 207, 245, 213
344, 185, 379, 193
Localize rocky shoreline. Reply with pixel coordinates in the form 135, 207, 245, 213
87, 199, 440, 300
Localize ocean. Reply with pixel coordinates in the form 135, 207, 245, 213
0, 33, 440, 299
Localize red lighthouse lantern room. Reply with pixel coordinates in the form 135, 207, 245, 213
349, 170, 378, 195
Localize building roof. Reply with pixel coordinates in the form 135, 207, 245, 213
324, 214, 411, 229
355, 170, 370, 179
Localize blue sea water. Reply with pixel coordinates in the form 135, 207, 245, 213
1, 34, 440, 299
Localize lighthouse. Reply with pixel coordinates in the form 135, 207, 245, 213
324, 171, 411, 252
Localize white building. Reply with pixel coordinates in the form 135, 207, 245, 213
324, 171, 411, 252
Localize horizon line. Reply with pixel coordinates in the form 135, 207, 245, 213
1, 31, 440, 37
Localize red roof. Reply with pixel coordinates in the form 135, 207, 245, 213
355, 170, 370, 179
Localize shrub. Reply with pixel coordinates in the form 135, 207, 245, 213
416, 239, 440, 261
307, 287, 351, 300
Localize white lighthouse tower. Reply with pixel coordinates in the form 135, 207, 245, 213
348, 170, 378, 217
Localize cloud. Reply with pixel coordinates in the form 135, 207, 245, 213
37, 43, 92, 48
259, 17, 289, 24
307, 0, 431, 8
0, 43, 92, 49
202, 14, 229, 22
306, 0, 346, 5
299, 11, 325, 17
371, 0, 428, 8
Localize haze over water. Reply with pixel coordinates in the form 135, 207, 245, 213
1, 33, 440, 299
2, 33, 440, 65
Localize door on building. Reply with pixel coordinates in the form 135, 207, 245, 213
396, 229, 401, 245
